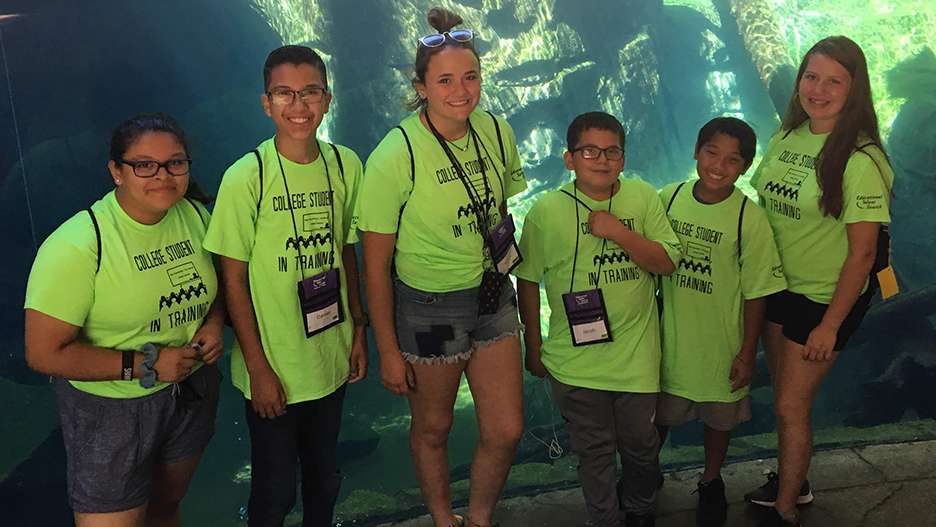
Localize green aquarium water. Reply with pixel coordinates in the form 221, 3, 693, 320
1, 0, 934, 525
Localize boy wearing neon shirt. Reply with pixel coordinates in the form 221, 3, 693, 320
656, 117, 787, 526
516, 112, 682, 527
203, 46, 368, 526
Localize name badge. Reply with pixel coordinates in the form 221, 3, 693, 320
488, 214, 522, 275
297, 268, 344, 338
562, 289, 613, 346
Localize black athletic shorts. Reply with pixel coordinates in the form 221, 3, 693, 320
764, 289, 872, 351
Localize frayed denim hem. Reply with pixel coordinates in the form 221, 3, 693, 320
399, 324, 524, 365
400, 350, 474, 365
469, 323, 525, 353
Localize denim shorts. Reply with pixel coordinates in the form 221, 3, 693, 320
56, 363, 221, 513
394, 276, 523, 364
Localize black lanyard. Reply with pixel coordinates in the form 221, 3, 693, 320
276, 141, 336, 281
424, 112, 503, 240
562, 183, 615, 293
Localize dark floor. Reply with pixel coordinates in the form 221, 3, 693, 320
377, 440, 936, 527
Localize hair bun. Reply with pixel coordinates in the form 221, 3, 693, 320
427, 7, 463, 33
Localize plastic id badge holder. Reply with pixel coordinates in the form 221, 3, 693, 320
489, 214, 522, 275
562, 289, 613, 346
297, 268, 344, 338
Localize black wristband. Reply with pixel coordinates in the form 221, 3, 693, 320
353, 313, 370, 327
121, 350, 134, 381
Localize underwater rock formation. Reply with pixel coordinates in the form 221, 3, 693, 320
720, 0, 796, 116
885, 47, 936, 290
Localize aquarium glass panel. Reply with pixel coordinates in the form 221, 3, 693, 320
1, 0, 934, 525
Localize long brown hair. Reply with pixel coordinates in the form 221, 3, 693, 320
404, 7, 480, 112
781, 36, 890, 218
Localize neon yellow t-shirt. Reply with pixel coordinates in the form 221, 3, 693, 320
357, 109, 527, 292
203, 138, 362, 404
25, 191, 217, 398
659, 182, 787, 402
514, 179, 682, 392
750, 123, 893, 303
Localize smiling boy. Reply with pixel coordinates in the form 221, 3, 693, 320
515, 112, 681, 527
656, 117, 787, 526
203, 46, 368, 526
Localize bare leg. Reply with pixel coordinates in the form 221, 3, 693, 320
463, 335, 524, 526
407, 360, 466, 527
774, 336, 836, 517
761, 321, 784, 391
75, 503, 147, 527
701, 425, 731, 484
146, 453, 205, 527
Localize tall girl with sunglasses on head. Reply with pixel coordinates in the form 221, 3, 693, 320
359, 8, 527, 527
744, 36, 894, 527
24, 113, 225, 527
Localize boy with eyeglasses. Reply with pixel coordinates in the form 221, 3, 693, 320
515, 112, 681, 527
203, 45, 368, 527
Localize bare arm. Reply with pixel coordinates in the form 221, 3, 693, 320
361, 232, 399, 356
589, 211, 676, 275
220, 256, 270, 374
202, 257, 228, 329
739, 297, 766, 363
823, 222, 878, 329
729, 296, 765, 392
611, 227, 677, 276
221, 255, 286, 417
804, 221, 878, 360
25, 309, 196, 383
188, 255, 227, 364
361, 230, 414, 394
342, 245, 365, 321
517, 278, 547, 377
342, 244, 368, 383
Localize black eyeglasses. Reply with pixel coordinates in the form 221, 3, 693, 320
571, 146, 625, 161
266, 87, 327, 106
121, 158, 192, 178
418, 29, 474, 48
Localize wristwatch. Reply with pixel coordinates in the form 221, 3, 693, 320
353, 313, 370, 327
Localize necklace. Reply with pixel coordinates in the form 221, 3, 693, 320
446, 133, 471, 152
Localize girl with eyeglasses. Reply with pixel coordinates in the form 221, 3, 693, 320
358, 7, 527, 527
743, 37, 894, 527
24, 113, 225, 527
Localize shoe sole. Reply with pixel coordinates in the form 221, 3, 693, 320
746, 491, 814, 507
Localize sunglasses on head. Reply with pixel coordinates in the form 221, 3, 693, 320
418, 29, 474, 48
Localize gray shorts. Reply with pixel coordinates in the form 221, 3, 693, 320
655, 391, 751, 432
394, 276, 523, 364
56, 363, 221, 514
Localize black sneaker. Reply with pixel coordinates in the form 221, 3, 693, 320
696, 478, 728, 526
624, 512, 656, 527
744, 472, 813, 507
757, 508, 801, 526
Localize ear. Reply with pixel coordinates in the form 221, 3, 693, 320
741, 160, 753, 175
322, 91, 332, 115
618, 154, 626, 174
261, 93, 273, 118
412, 78, 426, 98
693, 142, 700, 161
563, 150, 575, 171
108, 160, 123, 185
